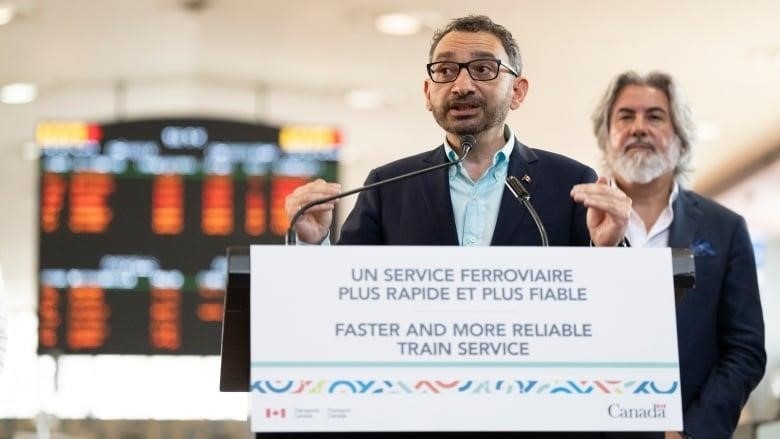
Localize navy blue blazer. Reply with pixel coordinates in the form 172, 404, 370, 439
671, 190, 766, 438
338, 139, 596, 246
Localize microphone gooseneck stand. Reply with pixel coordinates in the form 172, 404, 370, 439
504, 175, 549, 246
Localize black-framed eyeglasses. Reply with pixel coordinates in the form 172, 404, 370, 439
426, 58, 519, 83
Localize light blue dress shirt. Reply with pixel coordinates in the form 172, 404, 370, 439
443, 128, 515, 246
310, 126, 516, 246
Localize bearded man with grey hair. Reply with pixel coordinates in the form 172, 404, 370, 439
592, 71, 766, 439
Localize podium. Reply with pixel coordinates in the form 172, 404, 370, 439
220, 246, 695, 436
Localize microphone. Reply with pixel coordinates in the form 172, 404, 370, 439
504, 175, 549, 246
286, 135, 477, 245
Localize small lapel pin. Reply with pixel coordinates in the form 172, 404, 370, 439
522, 174, 532, 184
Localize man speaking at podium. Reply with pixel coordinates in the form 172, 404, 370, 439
285, 15, 631, 249
283, 15, 640, 438
285, 16, 684, 439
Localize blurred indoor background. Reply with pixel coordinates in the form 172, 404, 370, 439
0, 0, 778, 437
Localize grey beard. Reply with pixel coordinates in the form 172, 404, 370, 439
608, 141, 680, 184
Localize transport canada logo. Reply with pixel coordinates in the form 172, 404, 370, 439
608, 403, 666, 419
265, 408, 286, 418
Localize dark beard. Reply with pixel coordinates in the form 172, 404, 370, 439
431, 96, 509, 136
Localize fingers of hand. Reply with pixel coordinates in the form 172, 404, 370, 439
573, 185, 631, 220
285, 181, 342, 218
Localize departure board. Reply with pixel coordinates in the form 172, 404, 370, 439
36, 118, 340, 355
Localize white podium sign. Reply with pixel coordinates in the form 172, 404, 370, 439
249, 246, 682, 432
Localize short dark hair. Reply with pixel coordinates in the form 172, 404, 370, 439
429, 15, 522, 75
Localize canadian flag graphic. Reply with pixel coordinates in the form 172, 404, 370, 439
265, 408, 286, 418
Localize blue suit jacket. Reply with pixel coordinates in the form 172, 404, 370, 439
338, 140, 596, 246
670, 190, 766, 438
